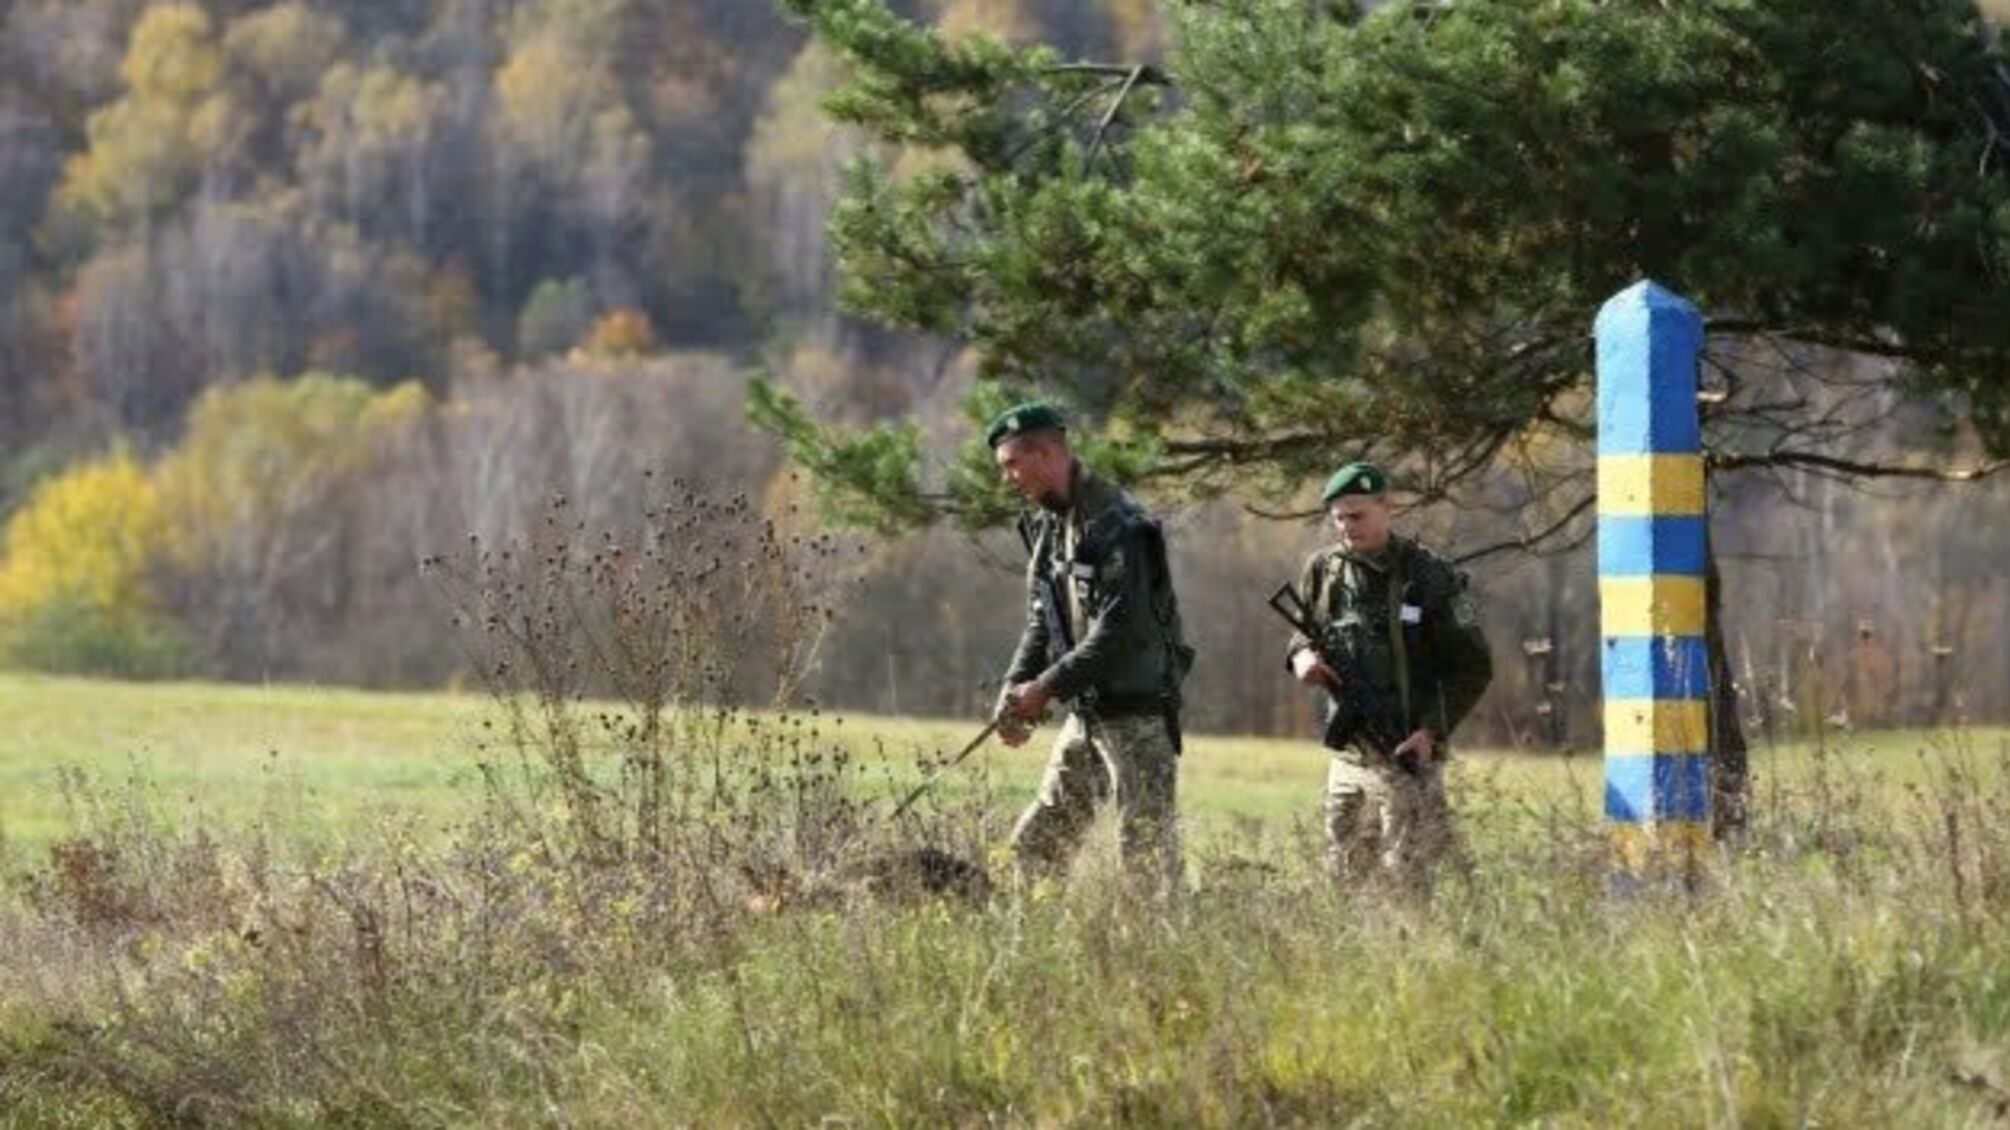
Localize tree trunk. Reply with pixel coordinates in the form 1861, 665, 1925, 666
1704, 520, 1749, 838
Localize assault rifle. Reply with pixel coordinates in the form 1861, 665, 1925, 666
1267, 582, 1421, 776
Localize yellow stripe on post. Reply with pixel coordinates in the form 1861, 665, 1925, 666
1597, 454, 1705, 516
1604, 698, 1709, 753
1611, 822, 1712, 875
1598, 575, 1706, 636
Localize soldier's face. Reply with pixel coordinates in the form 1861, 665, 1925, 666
995, 433, 1071, 508
1329, 494, 1392, 554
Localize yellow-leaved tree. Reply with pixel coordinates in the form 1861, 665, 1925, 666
0, 449, 188, 676
49, 5, 230, 245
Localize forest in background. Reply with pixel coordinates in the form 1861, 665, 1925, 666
0, 0, 2005, 741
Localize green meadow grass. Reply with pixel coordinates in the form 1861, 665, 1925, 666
4, 672, 2001, 853
0, 675, 489, 851
0, 673, 1348, 853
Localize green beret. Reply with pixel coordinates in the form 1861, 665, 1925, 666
1320, 461, 1389, 504
985, 401, 1066, 448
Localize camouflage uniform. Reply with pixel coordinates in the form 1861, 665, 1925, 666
1004, 463, 1193, 893
1287, 536, 1492, 889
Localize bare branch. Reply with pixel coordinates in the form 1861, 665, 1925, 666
1003, 76, 1128, 165
1704, 318, 1943, 364
1452, 491, 1598, 565
1710, 449, 2008, 482
1156, 431, 1333, 464
1241, 500, 1323, 521
1042, 63, 1173, 85
1085, 64, 1150, 169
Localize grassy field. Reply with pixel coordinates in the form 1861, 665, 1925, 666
4, 672, 2010, 1127
0, 672, 1551, 852
11, 672, 1994, 851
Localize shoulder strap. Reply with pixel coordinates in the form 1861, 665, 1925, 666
1387, 544, 1412, 722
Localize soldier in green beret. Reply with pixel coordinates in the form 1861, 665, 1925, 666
987, 401, 1195, 895
1284, 462, 1493, 891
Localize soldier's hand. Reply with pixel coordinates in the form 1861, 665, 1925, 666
1392, 728, 1437, 764
1005, 680, 1053, 720
991, 692, 1036, 747
1290, 648, 1340, 690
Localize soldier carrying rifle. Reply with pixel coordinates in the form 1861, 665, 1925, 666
1278, 462, 1493, 892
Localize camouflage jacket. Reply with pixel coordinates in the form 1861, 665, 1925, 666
1285, 535, 1493, 743
1005, 464, 1194, 715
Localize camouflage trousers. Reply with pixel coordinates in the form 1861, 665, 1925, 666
1324, 752, 1460, 893
1010, 711, 1181, 894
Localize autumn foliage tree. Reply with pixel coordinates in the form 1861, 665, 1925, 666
0, 449, 187, 676
153, 373, 430, 675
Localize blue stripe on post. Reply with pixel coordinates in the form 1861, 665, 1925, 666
1603, 753, 1711, 822
1597, 514, 1707, 577
1594, 282, 1704, 456
1601, 635, 1711, 700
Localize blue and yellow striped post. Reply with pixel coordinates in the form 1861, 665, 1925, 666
1596, 280, 1710, 875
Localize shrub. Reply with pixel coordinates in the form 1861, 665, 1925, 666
0, 595, 192, 679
